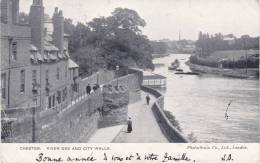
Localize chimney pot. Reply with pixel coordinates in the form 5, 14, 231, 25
55, 7, 58, 13
59, 10, 63, 16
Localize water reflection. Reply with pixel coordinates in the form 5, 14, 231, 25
153, 54, 259, 143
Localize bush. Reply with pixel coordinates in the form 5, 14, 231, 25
164, 110, 182, 132
187, 132, 197, 143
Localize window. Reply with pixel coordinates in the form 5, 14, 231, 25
65, 66, 67, 78
45, 70, 49, 85
48, 96, 52, 109
57, 91, 61, 104
11, 42, 17, 60
62, 88, 67, 101
20, 70, 25, 93
73, 69, 76, 77
32, 70, 37, 85
1, 73, 6, 99
56, 67, 60, 80
52, 95, 55, 107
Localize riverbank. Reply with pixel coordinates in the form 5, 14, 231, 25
187, 61, 259, 79
152, 53, 170, 58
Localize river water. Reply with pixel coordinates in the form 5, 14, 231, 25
152, 54, 259, 143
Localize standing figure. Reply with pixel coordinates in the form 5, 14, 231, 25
127, 117, 132, 133
146, 95, 150, 105
86, 84, 91, 95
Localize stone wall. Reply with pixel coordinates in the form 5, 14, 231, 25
99, 86, 129, 128
98, 73, 141, 128
1, 90, 103, 143
1, 72, 141, 143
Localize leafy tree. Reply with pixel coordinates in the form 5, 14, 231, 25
195, 31, 259, 57
70, 8, 154, 75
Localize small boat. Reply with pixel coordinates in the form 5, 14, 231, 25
175, 68, 183, 72
168, 66, 178, 70
168, 59, 180, 70
175, 72, 200, 75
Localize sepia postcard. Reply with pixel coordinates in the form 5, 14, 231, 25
0, 0, 259, 162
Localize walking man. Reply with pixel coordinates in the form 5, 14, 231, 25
146, 94, 150, 105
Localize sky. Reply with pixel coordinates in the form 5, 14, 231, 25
20, 0, 260, 40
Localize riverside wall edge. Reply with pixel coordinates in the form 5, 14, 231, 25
141, 85, 188, 143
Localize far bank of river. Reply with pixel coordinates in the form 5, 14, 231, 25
152, 54, 259, 143
187, 61, 259, 79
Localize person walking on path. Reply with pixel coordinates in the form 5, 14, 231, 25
146, 94, 150, 105
127, 117, 132, 133
86, 84, 91, 95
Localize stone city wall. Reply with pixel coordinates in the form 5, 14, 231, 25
1, 72, 141, 143
98, 73, 141, 128
1, 90, 103, 143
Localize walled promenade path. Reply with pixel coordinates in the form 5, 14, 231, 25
88, 91, 168, 143
112, 91, 168, 143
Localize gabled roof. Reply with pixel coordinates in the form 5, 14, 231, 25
44, 41, 59, 51
143, 71, 166, 79
68, 59, 79, 68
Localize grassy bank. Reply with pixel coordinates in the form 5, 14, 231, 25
187, 61, 259, 79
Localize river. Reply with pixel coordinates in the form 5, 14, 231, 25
152, 54, 259, 143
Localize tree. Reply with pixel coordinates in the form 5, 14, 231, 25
72, 8, 154, 75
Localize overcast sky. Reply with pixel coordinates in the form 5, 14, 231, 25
20, 0, 260, 40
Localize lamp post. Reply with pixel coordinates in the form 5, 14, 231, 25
116, 65, 119, 87
7, 36, 13, 108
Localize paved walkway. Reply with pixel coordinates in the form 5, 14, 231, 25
113, 91, 168, 143
88, 125, 124, 143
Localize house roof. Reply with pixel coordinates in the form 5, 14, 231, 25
143, 71, 166, 79
30, 44, 38, 51
68, 59, 79, 68
44, 41, 59, 51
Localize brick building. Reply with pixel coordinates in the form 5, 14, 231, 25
1, 0, 79, 110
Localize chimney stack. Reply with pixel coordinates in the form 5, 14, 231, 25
29, 0, 44, 53
12, 0, 19, 24
1, 0, 19, 24
52, 7, 64, 53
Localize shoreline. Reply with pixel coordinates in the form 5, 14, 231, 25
186, 61, 259, 79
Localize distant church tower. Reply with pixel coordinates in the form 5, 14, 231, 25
29, 0, 44, 54
179, 30, 181, 41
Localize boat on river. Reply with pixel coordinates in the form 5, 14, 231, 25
174, 72, 200, 75
176, 68, 183, 72
168, 59, 180, 70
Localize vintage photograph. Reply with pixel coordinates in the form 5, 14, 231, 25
1, 0, 259, 143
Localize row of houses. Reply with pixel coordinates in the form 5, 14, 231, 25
1, 0, 80, 111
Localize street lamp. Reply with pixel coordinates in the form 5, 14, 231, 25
116, 65, 119, 87
7, 36, 13, 108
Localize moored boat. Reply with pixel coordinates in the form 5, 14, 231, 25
174, 72, 200, 75
168, 59, 180, 70
176, 68, 183, 72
